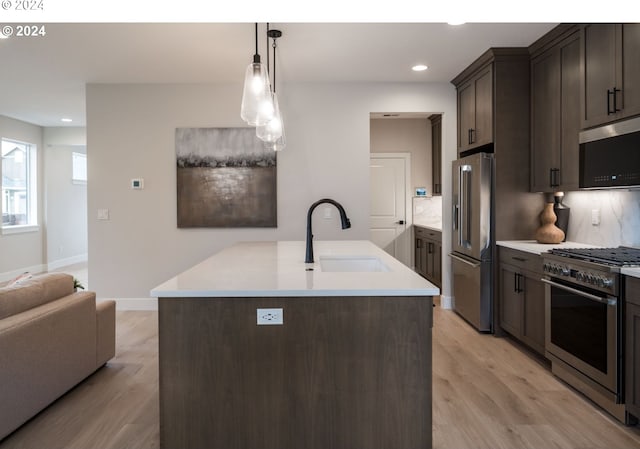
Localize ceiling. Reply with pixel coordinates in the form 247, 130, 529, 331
0, 22, 558, 127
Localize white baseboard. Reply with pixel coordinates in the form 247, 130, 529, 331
0, 263, 48, 283
440, 295, 453, 310
47, 253, 88, 271
103, 297, 158, 311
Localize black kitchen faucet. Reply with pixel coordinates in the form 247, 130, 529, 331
305, 199, 351, 263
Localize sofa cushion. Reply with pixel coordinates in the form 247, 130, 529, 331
0, 273, 75, 320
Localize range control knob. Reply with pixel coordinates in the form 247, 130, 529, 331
576, 272, 584, 282
543, 263, 550, 273
601, 277, 614, 288
560, 267, 570, 276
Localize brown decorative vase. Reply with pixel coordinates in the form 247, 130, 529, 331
535, 203, 565, 244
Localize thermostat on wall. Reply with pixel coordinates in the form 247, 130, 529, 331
131, 178, 144, 190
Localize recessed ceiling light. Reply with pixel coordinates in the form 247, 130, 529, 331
447, 21, 466, 26
61, 118, 73, 122
412, 64, 428, 72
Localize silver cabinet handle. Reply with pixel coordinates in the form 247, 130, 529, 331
541, 278, 617, 306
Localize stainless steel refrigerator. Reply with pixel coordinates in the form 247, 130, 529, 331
450, 152, 494, 332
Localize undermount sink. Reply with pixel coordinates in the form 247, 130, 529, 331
318, 256, 390, 272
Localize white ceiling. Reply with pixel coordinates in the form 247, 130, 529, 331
0, 22, 558, 127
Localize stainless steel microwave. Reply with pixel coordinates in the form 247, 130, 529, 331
579, 116, 640, 189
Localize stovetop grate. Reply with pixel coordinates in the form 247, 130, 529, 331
548, 246, 640, 267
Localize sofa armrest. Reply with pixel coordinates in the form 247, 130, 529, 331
96, 300, 116, 367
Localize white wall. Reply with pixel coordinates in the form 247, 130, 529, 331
86, 82, 457, 300
44, 127, 88, 270
370, 118, 432, 193
0, 115, 45, 279
43, 127, 88, 268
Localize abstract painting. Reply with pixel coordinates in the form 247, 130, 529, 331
176, 127, 277, 228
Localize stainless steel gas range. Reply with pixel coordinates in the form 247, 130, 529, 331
542, 246, 640, 424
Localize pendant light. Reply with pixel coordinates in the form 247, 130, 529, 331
257, 28, 286, 151
240, 23, 274, 126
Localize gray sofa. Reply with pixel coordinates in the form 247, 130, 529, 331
0, 273, 116, 441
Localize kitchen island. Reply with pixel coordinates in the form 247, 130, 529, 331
151, 240, 438, 449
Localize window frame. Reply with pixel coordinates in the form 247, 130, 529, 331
1, 137, 39, 235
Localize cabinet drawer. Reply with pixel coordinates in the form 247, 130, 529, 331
414, 226, 441, 242
498, 247, 542, 275
627, 276, 640, 307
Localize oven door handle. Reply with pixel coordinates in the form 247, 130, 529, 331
541, 278, 617, 306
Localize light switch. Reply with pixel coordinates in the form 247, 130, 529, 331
591, 209, 600, 226
97, 209, 109, 220
323, 207, 332, 219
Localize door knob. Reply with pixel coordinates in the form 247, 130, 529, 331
396, 220, 405, 225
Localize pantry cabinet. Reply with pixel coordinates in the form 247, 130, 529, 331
429, 114, 442, 196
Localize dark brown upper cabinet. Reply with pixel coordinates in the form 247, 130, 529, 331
455, 64, 493, 153
429, 114, 442, 196
582, 24, 640, 129
530, 25, 581, 192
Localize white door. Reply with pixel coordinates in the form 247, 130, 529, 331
370, 154, 410, 265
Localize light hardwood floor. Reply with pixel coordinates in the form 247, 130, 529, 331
2, 303, 640, 449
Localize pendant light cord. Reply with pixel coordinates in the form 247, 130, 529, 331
253, 23, 260, 63
266, 23, 270, 85
272, 37, 277, 93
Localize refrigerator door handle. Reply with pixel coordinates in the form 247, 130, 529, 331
453, 204, 459, 231
449, 252, 481, 268
460, 165, 472, 249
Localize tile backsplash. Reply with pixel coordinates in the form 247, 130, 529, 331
413, 196, 442, 229
563, 190, 640, 247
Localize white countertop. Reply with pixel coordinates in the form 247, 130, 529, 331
622, 268, 640, 279
413, 222, 442, 232
497, 240, 601, 255
151, 240, 439, 298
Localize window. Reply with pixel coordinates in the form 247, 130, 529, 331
72, 151, 87, 184
1, 138, 38, 232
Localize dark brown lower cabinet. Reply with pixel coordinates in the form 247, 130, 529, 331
498, 247, 545, 356
159, 295, 433, 449
626, 276, 640, 419
414, 226, 442, 288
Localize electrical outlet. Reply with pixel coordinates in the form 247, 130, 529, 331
591, 209, 600, 226
323, 207, 332, 219
257, 308, 283, 325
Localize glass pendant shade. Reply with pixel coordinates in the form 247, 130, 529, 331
271, 132, 286, 152
263, 116, 287, 151
256, 92, 283, 143
240, 62, 274, 126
